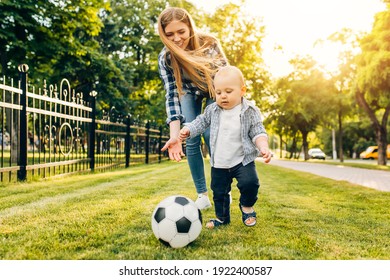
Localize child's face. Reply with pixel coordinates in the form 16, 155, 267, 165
214, 71, 245, 110
164, 20, 190, 50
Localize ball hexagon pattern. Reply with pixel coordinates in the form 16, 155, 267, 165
151, 195, 202, 248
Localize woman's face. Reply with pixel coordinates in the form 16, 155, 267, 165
164, 20, 190, 50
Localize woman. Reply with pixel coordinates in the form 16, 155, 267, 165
158, 7, 227, 210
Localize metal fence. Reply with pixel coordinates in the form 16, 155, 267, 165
0, 65, 168, 183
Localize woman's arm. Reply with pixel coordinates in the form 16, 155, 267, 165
161, 120, 185, 162
158, 49, 185, 125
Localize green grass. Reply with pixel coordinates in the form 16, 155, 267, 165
0, 160, 389, 260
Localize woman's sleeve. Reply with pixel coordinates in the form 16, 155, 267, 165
158, 50, 185, 125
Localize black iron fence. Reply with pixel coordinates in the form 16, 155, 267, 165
0, 65, 168, 183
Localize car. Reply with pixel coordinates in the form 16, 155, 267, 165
359, 145, 390, 159
308, 148, 326, 160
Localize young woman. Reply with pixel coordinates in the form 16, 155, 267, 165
158, 7, 227, 210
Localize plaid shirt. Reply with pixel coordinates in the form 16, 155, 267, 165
185, 98, 268, 167
158, 42, 226, 125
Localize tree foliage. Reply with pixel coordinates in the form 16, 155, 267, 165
353, 3, 390, 165
325, 28, 362, 162
0, 0, 107, 79
96, 0, 167, 120
203, 1, 270, 110
268, 56, 334, 160
0, 0, 169, 123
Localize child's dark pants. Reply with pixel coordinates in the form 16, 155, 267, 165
210, 161, 260, 223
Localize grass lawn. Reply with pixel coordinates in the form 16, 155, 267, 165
0, 160, 389, 260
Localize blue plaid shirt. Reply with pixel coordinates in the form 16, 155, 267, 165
158, 42, 226, 125
185, 98, 268, 167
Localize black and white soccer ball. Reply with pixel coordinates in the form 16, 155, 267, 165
151, 195, 202, 248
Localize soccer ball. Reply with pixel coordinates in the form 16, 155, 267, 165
151, 195, 202, 248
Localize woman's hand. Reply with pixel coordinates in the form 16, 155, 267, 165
161, 137, 185, 162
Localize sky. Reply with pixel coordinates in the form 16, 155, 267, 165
189, 0, 387, 77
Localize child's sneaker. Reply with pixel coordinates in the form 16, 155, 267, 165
195, 194, 211, 210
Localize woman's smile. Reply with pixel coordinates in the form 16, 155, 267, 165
164, 20, 190, 50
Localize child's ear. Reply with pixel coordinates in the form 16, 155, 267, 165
241, 86, 246, 96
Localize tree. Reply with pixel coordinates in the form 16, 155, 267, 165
203, 1, 270, 111
326, 28, 361, 162
0, 0, 171, 123
0, 0, 109, 162
267, 77, 302, 159
353, 4, 390, 165
96, 0, 168, 121
0, 0, 107, 80
269, 56, 334, 160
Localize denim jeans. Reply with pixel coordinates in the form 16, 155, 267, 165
181, 93, 214, 194
210, 162, 260, 223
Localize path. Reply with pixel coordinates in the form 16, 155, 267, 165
267, 159, 390, 192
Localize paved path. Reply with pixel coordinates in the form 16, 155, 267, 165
267, 159, 390, 192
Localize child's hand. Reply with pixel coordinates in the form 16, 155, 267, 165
260, 147, 272, 163
255, 136, 272, 163
179, 127, 190, 141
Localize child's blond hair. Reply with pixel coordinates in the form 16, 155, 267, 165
214, 66, 245, 87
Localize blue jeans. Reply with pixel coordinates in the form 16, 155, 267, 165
211, 162, 260, 223
181, 93, 214, 194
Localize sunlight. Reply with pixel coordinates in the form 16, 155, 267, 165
190, 0, 386, 77
312, 41, 344, 74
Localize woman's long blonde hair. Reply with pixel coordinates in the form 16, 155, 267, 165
158, 7, 226, 98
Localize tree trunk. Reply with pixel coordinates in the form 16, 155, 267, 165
377, 126, 387, 166
338, 109, 344, 163
355, 90, 388, 166
279, 135, 283, 159
289, 136, 297, 159
301, 130, 309, 161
